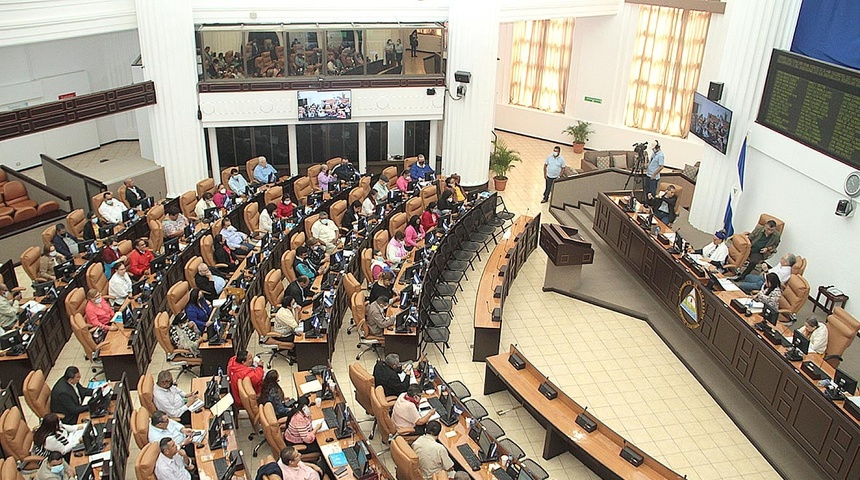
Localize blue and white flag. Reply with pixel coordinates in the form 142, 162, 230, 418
722, 136, 747, 236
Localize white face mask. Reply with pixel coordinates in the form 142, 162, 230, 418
49, 251, 57, 257
94, 297, 102, 304
106, 200, 113, 205
302, 406, 311, 416
220, 189, 226, 194
92, 218, 99, 224
553, 152, 559, 157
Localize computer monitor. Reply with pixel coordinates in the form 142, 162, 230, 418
203, 207, 220, 222
207, 316, 224, 345
833, 369, 858, 396
246, 252, 259, 268
121, 209, 137, 223
375, 204, 387, 219
139, 196, 155, 210
785, 329, 810, 362
351, 442, 369, 475
272, 219, 284, 236
184, 224, 195, 240
208, 414, 223, 449
424, 172, 434, 181
77, 239, 95, 255
672, 231, 684, 253
477, 429, 499, 462
328, 180, 340, 193
388, 190, 403, 204
150, 255, 167, 272
0, 330, 23, 350
517, 467, 535, 480
399, 285, 413, 308
303, 315, 322, 338
218, 452, 242, 480
219, 295, 235, 317
204, 377, 221, 409
32, 279, 54, 297
407, 180, 417, 192
164, 237, 180, 255
334, 403, 354, 439
440, 213, 452, 231
330, 251, 344, 271
132, 279, 146, 297
307, 192, 323, 206
75, 463, 94, 480
82, 420, 104, 454
394, 310, 411, 333
223, 195, 233, 210
98, 225, 115, 238
761, 303, 779, 326
54, 260, 75, 280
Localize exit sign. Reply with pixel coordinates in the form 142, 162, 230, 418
584, 96, 602, 104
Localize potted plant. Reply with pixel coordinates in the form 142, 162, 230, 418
562, 120, 594, 154
489, 139, 522, 191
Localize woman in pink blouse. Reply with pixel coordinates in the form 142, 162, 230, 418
283, 395, 321, 454
84, 288, 117, 331
317, 165, 336, 192
395, 169, 412, 191
404, 215, 425, 248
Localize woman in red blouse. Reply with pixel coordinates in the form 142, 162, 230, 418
84, 288, 117, 331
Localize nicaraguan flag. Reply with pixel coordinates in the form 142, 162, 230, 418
722, 136, 747, 236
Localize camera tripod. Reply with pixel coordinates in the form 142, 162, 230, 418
624, 148, 648, 200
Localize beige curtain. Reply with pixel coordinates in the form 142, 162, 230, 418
624, 6, 711, 137
509, 18, 575, 113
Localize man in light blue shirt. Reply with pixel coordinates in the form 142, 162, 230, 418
253, 156, 277, 184
542, 146, 566, 203
148, 410, 194, 456
220, 217, 254, 255
227, 167, 248, 194
410, 154, 434, 181
646, 142, 664, 198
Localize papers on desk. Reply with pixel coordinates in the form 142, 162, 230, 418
719, 279, 742, 292
299, 380, 322, 395
687, 253, 712, 268
22, 300, 47, 314
191, 430, 206, 444
212, 299, 227, 308
320, 443, 342, 457
735, 297, 764, 313
87, 380, 107, 390
188, 398, 205, 412
312, 418, 329, 432
847, 397, 860, 407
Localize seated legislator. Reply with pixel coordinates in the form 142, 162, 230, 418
447, 174, 467, 203
387, 231, 408, 264
101, 236, 127, 277
373, 354, 410, 397
404, 215, 425, 249
272, 299, 300, 341
85, 288, 118, 331
734, 253, 796, 294
153, 370, 198, 426
0, 283, 20, 330
228, 168, 249, 195
98, 191, 127, 225
373, 175, 390, 203
798, 317, 828, 354
421, 202, 439, 231
277, 445, 326, 480
213, 184, 230, 208
39, 244, 66, 281
162, 207, 189, 239
213, 234, 240, 273
128, 238, 155, 278
737, 219, 781, 278
687, 231, 729, 269
123, 178, 147, 209
35, 450, 75, 480
254, 157, 278, 184
283, 395, 322, 454
370, 250, 391, 282
170, 314, 203, 357
437, 190, 457, 213
412, 420, 471, 480
185, 289, 212, 332
194, 191, 217, 219
195, 263, 226, 301
332, 157, 358, 183
260, 203, 276, 234
149, 410, 195, 458
276, 194, 295, 219
369, 271, 395, 304
32, 413, 85, 458
341, 200, 362, 232
283, 276, 313, 308
362, 190, 378, 216
52, 223, 76, 258
305, 237, 328, 270
228, 350, 264, 407
367, 295, 395, 336
396, 170, 412, 192
391, 384, 435, 435
317, 164, 337, 192
108, 263, 132, 307
259, 370, 294, 420
410, 154, 434, 181
155, 438, 193, 480
646, 184, 678, 225
752, 272, 782, 312
83, 213, 100, 242
221, 217, 255, 256
294, 247, 320, 283
51, 366, 94, 424
311, 211, 339, 253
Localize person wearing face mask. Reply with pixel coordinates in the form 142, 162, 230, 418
410, 154, 434, 181
101, 236, 127, 278
304, 238, 327, 272
38, 244, 66, 281
35, 451, 74, 480
128, 238, 155, 278
213, 234, 239, 274
213, 183, 230, 208
194, 191, 217, 219
387, 231, 408, 264
373, 175, 390, 201
341, 200, 363, 233
108, 263, 132, 307
52, 223, 75, 258
123, 178, 147, 209
276, 193, 295, 219
396, 169, 412, 192
220, 217, 255, 256
98, 191, 127, 224
362, 189, 378, 217
542, 146, 566, 204
310, 211, 339, 253
420, 202, 439, 231
0, 283, 23, 330
283, 395, 322, 454
260, 203, 276, 234
228, 168, 249, 196
153, 370, 198, 427
293, 247, 319, 283
370, 249, 392, 281
195, 263, 226, 301
84, 288, 117, 331
83, 212, 101, 241
404, 215, 425, 249
254, 156, 278, 184
317, 164, 336, 192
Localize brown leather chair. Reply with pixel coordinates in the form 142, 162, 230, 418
211, 218, 223, 238
154, 311, 202, 372
201, 234, 230, 269
179, 191, 198, 221
41, 225, 56, 248
184, 256, 203, 289
824, 308, 860, 368
265, 186, 283, 207
196, 178, 215, 198
0, 215, 12, 229
724, 234, 751, 272
0, 456, 25, 480
303, 213, 319, 237
420, 184, 437, 210
389, 212, 408, 238
36, 201, 59, 217
326, 157, 343, 171
792, 255, 807, 275
778, 274, 810, 321
0, 170, 7, 189
65, 287, 87, 320
360, 248, 373, 283
307, 164, 323, 190
137, 373, 158, 414
281, 250, 298, 283
134, 441, 160, 480
131, 406, 151, 449
221, 168, 234, 192
359, 175, 371, 191
148, 218, 164, 254
91, 192, 107, 222
13, 207, 37, 223
264, 269, 285, 307
3, 181, 37, 210
259, 402, 286, 458
391, 435, 424, 480
71, 313, 106, 367
147, 203, 165, 223
116, 184, 130, 208
66, 209, 87, 239
22, 370, 52, 419
371, 385, 415, 442
405, 197, 423, 220
657, 182, 683, 220
290, 232, 306, 251
348, 186, 366, 206
403, 156, 418, 172
19, 247, 43, 282
167, 281, 191, 315
237, 376, 262, 444
758, 213, 785, 234
348, 362, 376, 416
246, 157, 263, 180
0, 407, 42, 471
244, 203, 262, 234
250, 296, 294, 366
343, 272, 361, 299
86, 262, 109, 296
294, 177, 313, 205
330, 200, 347, 230
374, 229, 390, 255
383, 166, 398, 190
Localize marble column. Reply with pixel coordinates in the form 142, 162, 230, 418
134, 0, 208, 196
441, 2, 500, 188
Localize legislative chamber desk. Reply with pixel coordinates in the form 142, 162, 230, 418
191, 376, 246, 480
594, 191, 860, 480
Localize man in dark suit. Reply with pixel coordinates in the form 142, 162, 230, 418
51, 366, 94, 424
51, 223, 74, 258
373, 354, 410, 397
195, 263, 226, 302
123, 178, 148, 209
283, 276, 312, 308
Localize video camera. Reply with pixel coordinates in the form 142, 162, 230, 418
633, 141, 649, 154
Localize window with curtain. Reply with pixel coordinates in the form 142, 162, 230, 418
509, 18, 575, 113
624, 5, 711, 137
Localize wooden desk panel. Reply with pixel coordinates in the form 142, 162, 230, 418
594, 192, 860, 480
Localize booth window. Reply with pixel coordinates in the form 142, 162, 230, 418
509, 18, 575, 113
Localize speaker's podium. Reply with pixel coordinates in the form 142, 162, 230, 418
539, 223, 594, 292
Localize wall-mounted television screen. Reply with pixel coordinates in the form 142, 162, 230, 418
297, 90, 351, 121
690, 92, 732, 154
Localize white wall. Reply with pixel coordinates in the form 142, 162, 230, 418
0, 0, 137, 48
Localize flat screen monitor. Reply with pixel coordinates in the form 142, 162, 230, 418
132, 279, 146, 296
761, 303, 779, 326
690, 92, 732, 154
98, 225, 115, 238
478, 429, 498, 461
77, 239, 95, 254
297, 90, 351, 121
375, 204, 386, 218
75, 463, 94, 480
834, 369, 858, 396
164, 237, 180, 255
208, 414, 222, 449
121, 209, 137, 223
150, 255, 167, 272
517, 467, 535, 480
203, 207, 219, 222
388, 190, 403, 204
246, 252, 259, 267
139, 196, 155, 210
0, 330, 23, 350
791, 329, 810, 355
184, 224, 195, 239
32, 279, 54, 297
54, 260, 75, 279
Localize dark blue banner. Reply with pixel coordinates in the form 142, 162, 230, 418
790, 0, 860, 70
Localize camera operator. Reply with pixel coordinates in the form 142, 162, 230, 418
644, 141, 664, 198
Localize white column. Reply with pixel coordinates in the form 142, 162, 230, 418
135, 0, 207, 197
441, 2, 500, 188
358, 122, 367, 173
288, 125, 298, 176
207, 128, 220, 181
688, 0, 801, 231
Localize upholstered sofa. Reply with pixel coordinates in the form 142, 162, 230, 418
580, 150, 638, 172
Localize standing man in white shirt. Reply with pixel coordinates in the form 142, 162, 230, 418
542, 146, 566, 204
798, 318, 828, 354
154, 438, 193, 480
152, 370, 199, 426
646, 142, 664, 199
98, 192, 127, 224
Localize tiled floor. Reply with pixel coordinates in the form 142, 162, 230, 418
21, 133, 780, 479
22, 141, 155, 185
